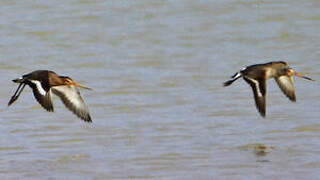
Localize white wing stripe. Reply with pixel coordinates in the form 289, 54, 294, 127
248, 77, 262, 97
30, 80, 47, 96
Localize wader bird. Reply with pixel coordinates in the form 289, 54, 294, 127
8, 70, 92, 122
223, 61, 314, 117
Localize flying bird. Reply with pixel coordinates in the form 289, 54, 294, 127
223, 61, 314, 117
8, 70, 92, 122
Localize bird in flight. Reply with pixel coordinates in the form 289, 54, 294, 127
8, 70, 92, 122
223, 61, 315, 117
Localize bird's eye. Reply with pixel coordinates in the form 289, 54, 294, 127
65, 79, 72, 84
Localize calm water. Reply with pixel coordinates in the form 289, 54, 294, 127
0, 0, 320, 179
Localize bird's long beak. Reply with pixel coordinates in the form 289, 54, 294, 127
72, 82, 93, 90
294, 72, 315, 81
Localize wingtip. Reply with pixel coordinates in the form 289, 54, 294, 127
223, 80, 233, 87
8, 101, 13, 107
258, 109, 266, 118
8, 96, 17, 106
259, 112, 266, 118
82, 114, 92, 123
84, 117, 92, 123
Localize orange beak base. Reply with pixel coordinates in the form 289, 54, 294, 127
72, 82, 93, 90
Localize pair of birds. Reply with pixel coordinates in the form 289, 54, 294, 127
8, 61, 314, 122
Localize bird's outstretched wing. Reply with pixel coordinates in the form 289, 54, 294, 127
244, 77, 266, 117
52, 85, 91, 122
29, 80, 54, 112
275, 75, 296, 102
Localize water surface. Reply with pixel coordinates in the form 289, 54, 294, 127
0, 0, 320, 179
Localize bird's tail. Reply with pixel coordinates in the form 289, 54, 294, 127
223, 72, 242, 87
12, 78, 24, 83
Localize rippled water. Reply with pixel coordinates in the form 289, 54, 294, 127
0, 0, 320, 179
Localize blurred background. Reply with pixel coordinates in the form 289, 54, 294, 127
0, 0, 319, 179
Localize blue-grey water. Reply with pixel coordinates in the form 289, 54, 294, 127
0, 1, 320, 179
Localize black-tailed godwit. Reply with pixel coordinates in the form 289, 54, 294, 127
223, 61, 314, 117
8, 70, 92, 122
